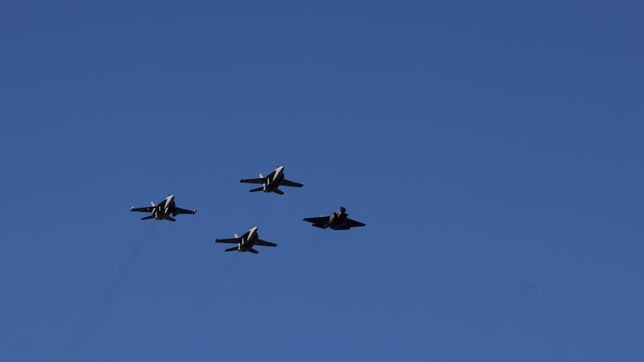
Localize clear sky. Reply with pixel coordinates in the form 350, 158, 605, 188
1, 1, 643, 361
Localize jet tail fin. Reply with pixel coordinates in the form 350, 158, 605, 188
250, 187, 263, 192
225, 246, 238, 252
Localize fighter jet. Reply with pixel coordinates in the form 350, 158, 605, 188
130, 194, 196, 222
215, 226, 277, 254
303, 207, 366, 230
240, 165, 303, 195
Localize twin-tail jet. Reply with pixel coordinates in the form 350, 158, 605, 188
303, 207, 365, 230
240, 165, 303, 195
215, 226, 277, 254
130, 194, 196, 222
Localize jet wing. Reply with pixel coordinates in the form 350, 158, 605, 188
131, 206, 154, 213
303, 216, 329, 225
280, 179, 303, 188
174, 207, 196, 215
345, 218, 366, 228
215, 238, 242, 244
254, 239, 277, 247
240, 178, 266, 184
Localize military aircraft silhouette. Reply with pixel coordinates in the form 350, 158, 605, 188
303, 207, 365, 230
215, 226, 277, 254
240, 165, 303, 195
130, 194, 196, 222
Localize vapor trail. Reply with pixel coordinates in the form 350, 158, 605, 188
59, 224, 156, 361
193, 254, 239, 310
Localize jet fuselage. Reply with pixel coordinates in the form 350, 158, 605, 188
328, 207, 348, 227
153, 195, 175, 219
263, 166, 285, 192
237, 226, 259, 252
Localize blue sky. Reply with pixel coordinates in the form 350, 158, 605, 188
1, 1, 643, 361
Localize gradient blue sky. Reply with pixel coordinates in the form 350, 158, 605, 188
1, 1, 643, 361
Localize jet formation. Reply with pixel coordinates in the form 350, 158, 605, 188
130, 165, 365, 254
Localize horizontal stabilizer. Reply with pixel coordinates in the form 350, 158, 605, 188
248, 248, 259, 254
250, 187, 263, 192
225, 246, 238, 252
141, 215, 155, 220
273, 189, 284, 195
165, 216, 176, 222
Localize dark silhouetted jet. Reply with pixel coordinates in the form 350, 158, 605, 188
240, 165, 303, 195
303, 207, 365, 230
215, 226, 277, 254
130, 194, 196, 222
